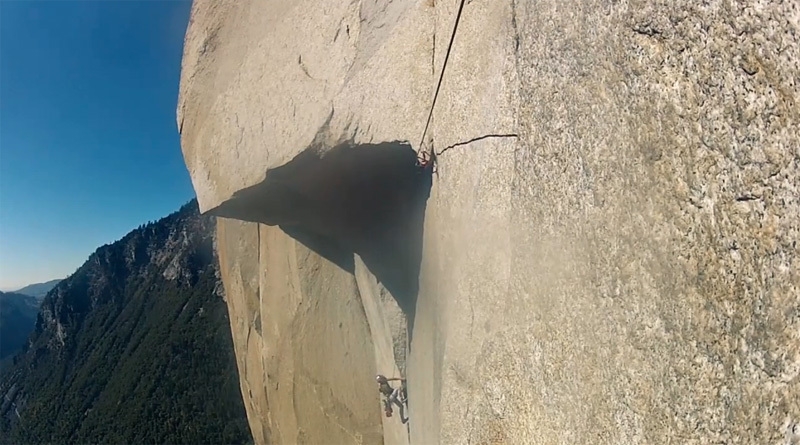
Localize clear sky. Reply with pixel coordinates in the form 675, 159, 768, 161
0, 0, 196, 291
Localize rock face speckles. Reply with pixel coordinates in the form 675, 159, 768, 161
177, 0, 800, 444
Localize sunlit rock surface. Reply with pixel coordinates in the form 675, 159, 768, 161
178, 0, 800, 443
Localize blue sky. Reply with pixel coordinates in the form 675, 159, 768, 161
0, 0, 195, 290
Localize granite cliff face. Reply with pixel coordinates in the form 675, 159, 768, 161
177, 0, 799, 443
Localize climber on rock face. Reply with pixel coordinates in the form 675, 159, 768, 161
376, 374, 408, 424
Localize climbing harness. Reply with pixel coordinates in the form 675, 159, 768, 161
377, 374, 409, 423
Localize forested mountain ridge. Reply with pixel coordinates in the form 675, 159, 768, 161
0, 292, 40, 362
12, 279, 62, 300
0, 200, 252, 444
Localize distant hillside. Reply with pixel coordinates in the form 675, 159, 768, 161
13, 279, 62, 299
0, 200, 252, 445
0, 292, 39, 361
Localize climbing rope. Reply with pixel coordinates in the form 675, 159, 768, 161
417, 0, 468, 163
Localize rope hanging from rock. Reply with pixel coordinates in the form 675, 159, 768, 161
417, 0, 468, 164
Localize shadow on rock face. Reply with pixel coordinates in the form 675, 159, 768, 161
210, 140, 432, 326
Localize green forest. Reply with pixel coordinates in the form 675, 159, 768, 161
0, 201, 252, 444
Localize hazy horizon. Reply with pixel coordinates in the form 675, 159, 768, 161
0, 278, 62, 294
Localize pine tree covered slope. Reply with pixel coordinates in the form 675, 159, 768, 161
0, 200, 252, 444
0, 292, 40, 362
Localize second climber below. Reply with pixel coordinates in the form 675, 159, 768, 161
376, 374, 408, 424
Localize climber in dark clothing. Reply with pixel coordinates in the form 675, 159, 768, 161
376, 374, 408, 424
